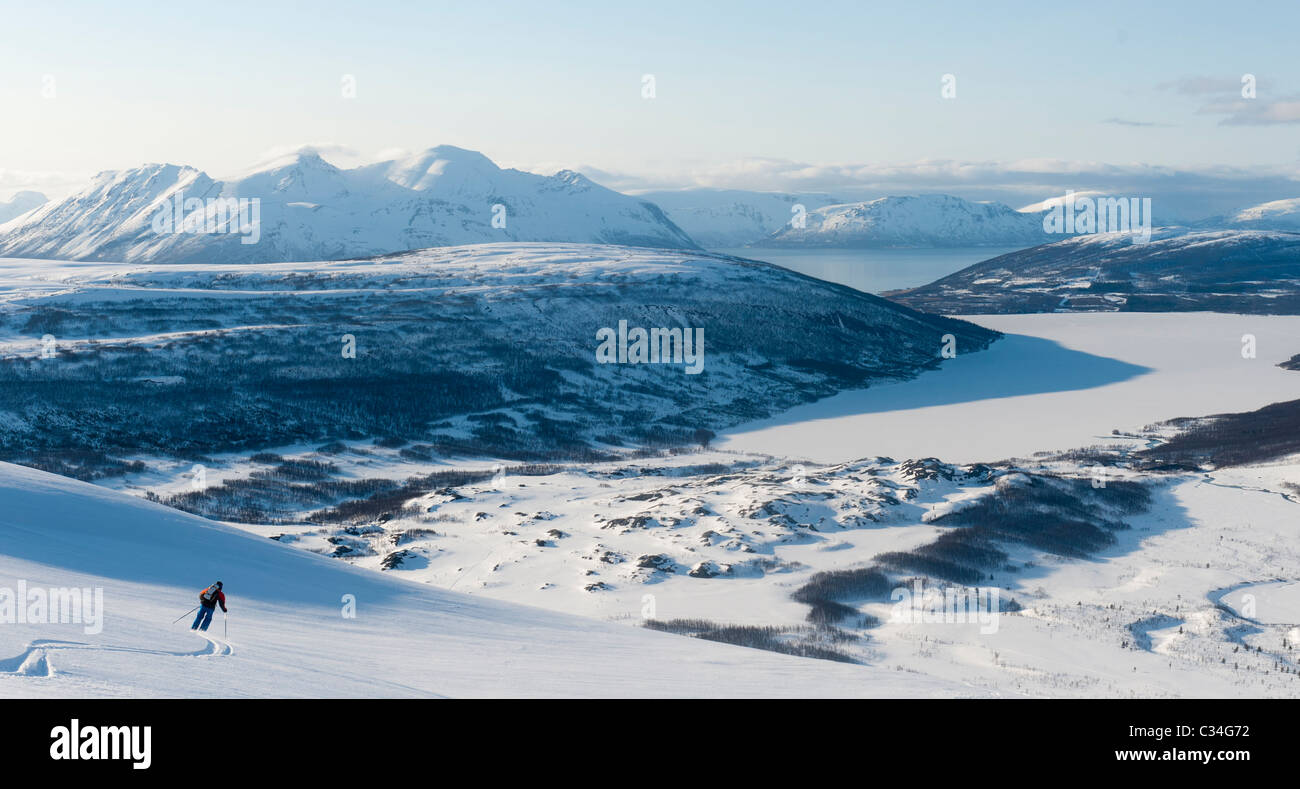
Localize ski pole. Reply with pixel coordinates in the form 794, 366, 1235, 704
172, 606, 199, 624
224, 610, 228, 640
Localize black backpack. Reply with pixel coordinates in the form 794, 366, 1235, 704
200, 583, 221, 605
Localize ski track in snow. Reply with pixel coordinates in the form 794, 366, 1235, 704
0, 633, 233, 677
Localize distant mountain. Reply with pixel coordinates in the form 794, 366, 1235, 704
0, 147, 698, 263
638, 189, 845, 248
762, 194, 1052, 248
888, 229, 1300, 314
0, 191, 47, 224
1224, 198, 1300, 232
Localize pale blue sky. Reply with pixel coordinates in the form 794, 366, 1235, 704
1, 0, 1297, 200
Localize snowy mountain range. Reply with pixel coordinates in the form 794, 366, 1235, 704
0, 148, 698, 264
1022, 192, 1300, 234
889, 229, 1300, 314
637, 189, 845, 248
762, 195, 1054, 248
11, 152, 1300, 261
643, 189, 1300, 249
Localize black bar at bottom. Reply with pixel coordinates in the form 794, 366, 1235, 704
4, 698, 1285, 777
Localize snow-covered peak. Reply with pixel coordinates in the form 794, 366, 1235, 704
548, 169, 598, 192
79, 163, 209, 200
1228, 197, 1300, 230
232, 148, 337, 176
1018, 191, 1109, 214
0, 164, 219, 259
229, 151, 354, 201
765, 194, 1050, 248
363, 145, 504, 192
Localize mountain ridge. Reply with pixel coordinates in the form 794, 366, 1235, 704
887, 229, 1300, 314
764, 194, 1054, 249
0, 147, 699, 264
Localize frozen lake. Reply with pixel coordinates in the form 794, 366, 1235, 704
719, 312, 1300, 464
712, 246, 1022, 294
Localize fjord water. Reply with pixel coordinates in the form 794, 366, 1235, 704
713, 246, 1022, 294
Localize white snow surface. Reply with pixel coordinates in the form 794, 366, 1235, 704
0, 461, 968, 698
1229, 197, 1300, 231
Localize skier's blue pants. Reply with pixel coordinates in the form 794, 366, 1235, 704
192, 605, 215, 631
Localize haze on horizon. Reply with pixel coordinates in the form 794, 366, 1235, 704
1, 0, 1298, 206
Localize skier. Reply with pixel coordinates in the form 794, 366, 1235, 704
191, 581, 227, 632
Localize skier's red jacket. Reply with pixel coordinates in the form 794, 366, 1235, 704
198, 588, 227, 612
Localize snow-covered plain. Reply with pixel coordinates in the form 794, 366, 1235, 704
720, 312, 1300, 464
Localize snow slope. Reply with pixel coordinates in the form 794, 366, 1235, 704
0, 461, 965, 698
0, 148, 698, 264
890, 229, 1300, 314
1227, 197, 1300, 232
764, 195, 1051, 248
